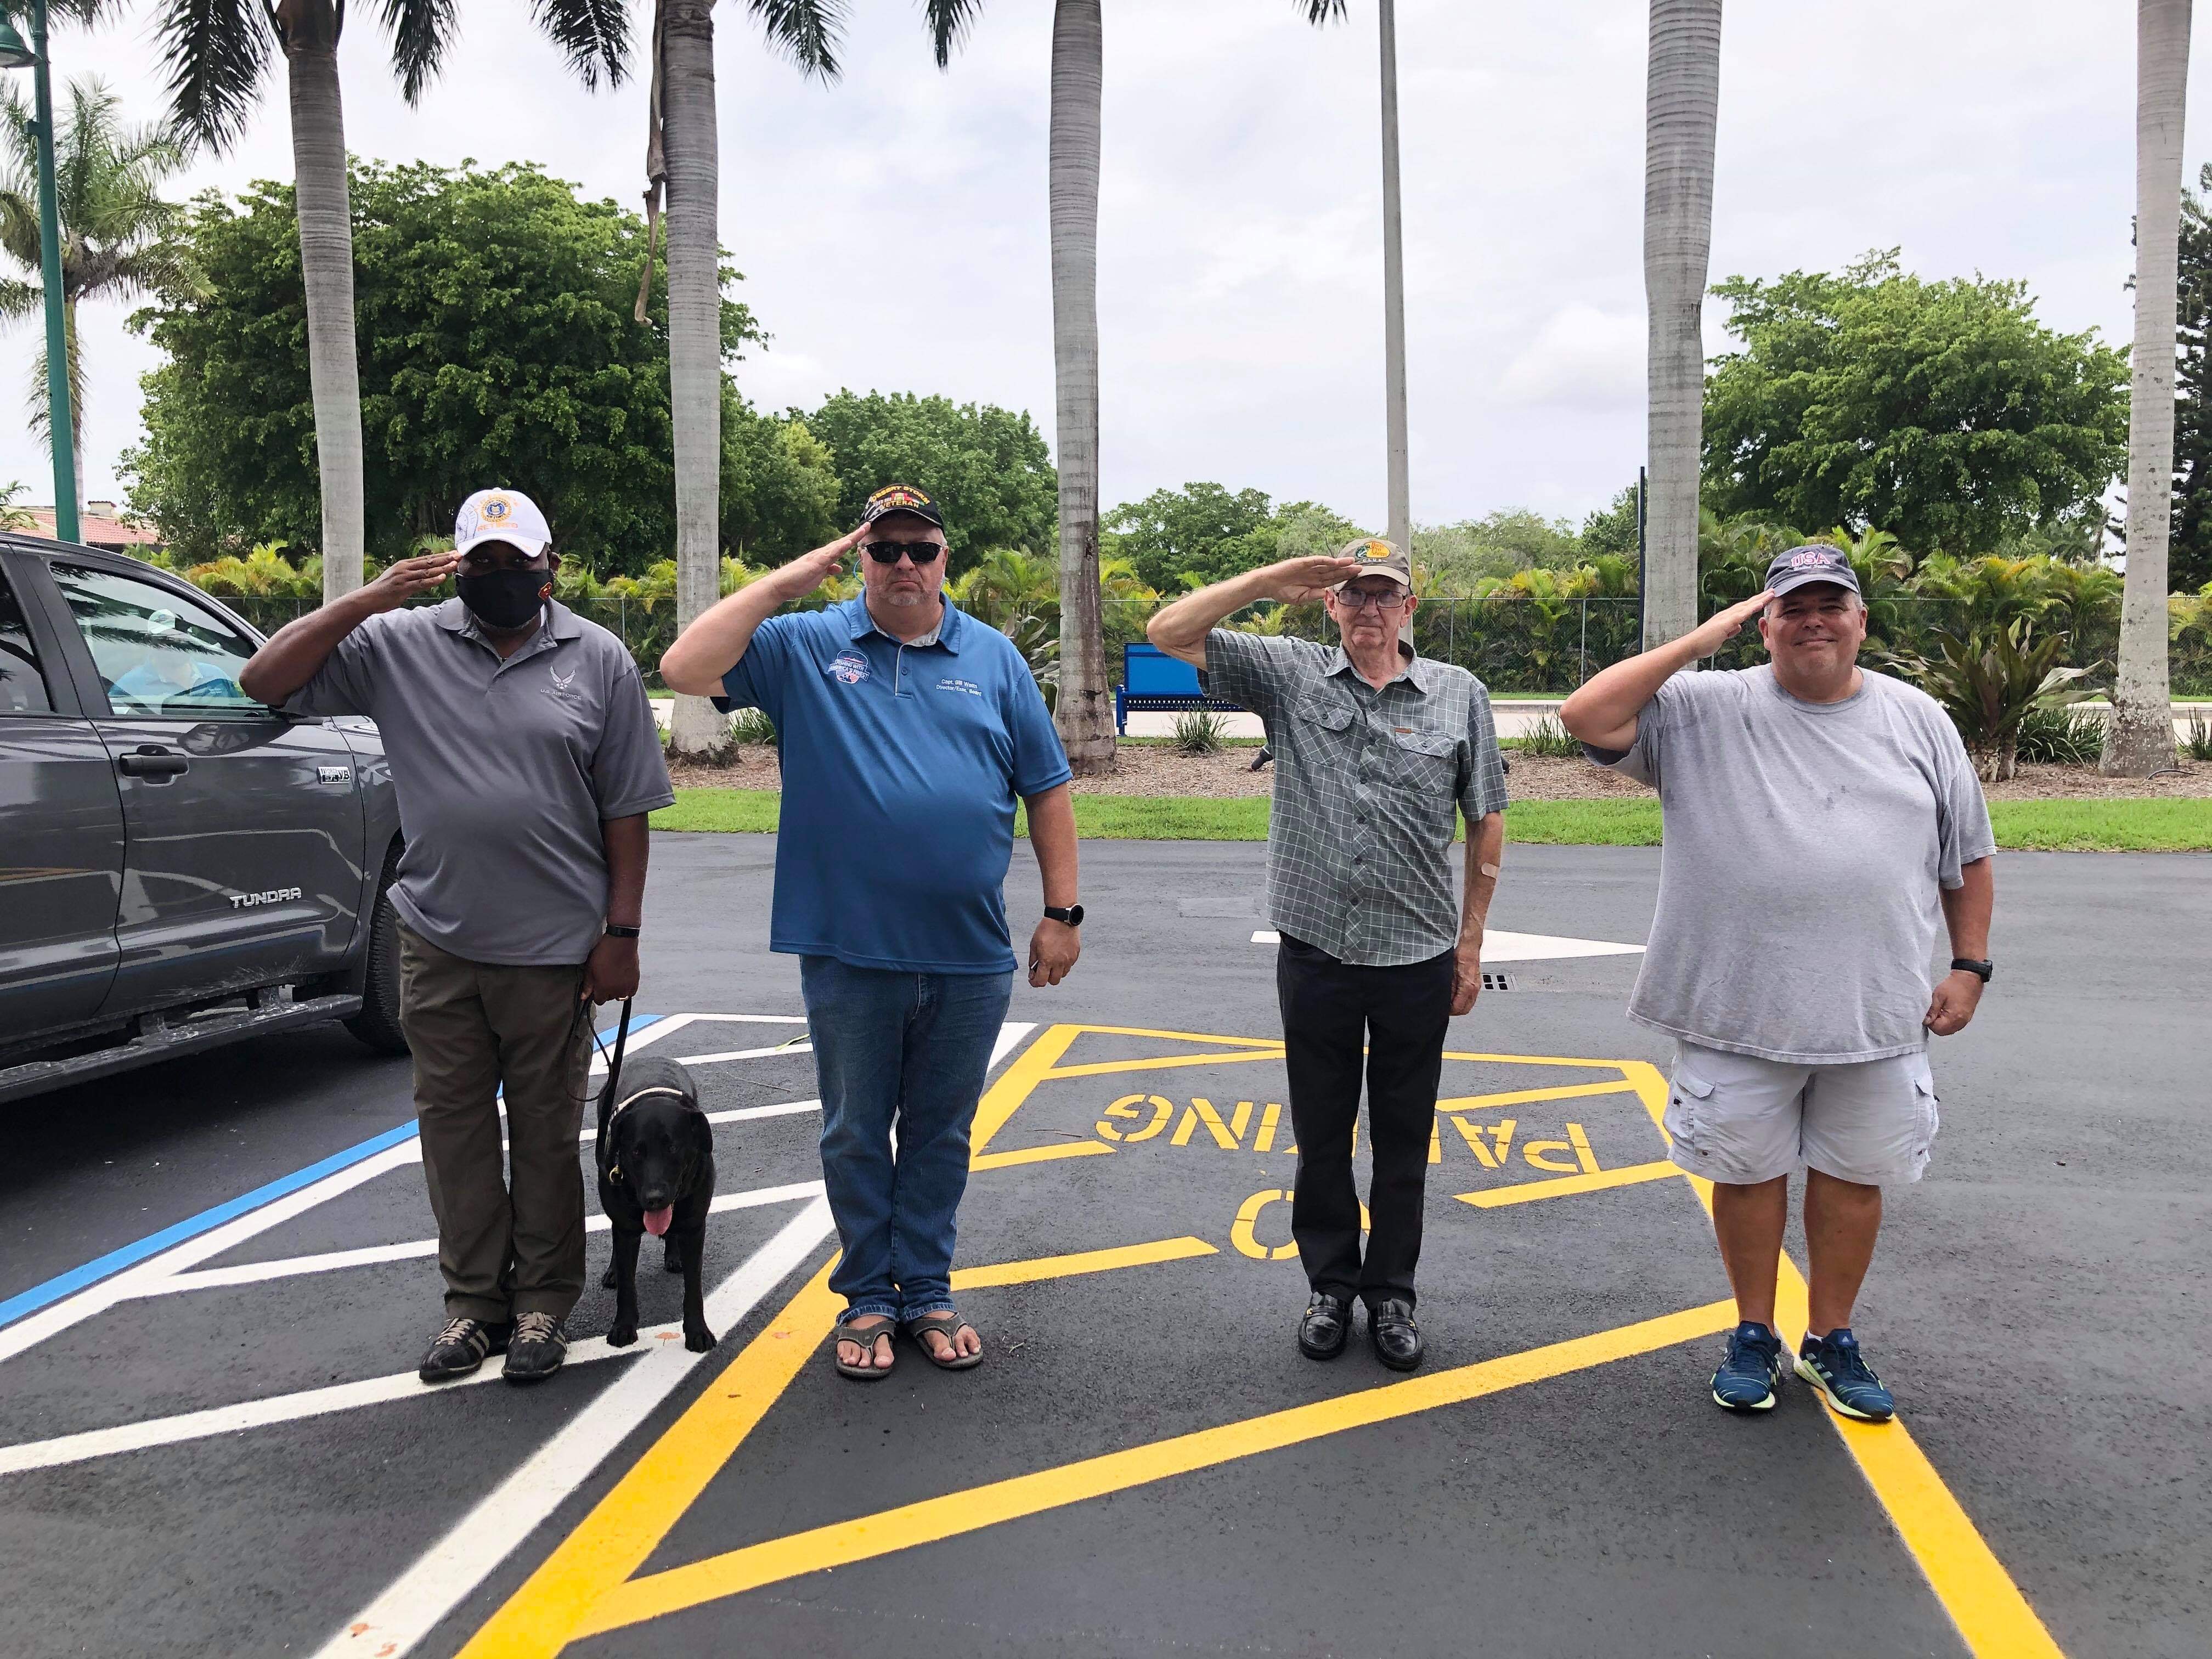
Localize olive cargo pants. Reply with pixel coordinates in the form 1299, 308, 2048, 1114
398, 926, 592, 1325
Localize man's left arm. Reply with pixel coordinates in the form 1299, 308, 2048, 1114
1024, 783, 1081, 989
1926, 855, 1993, 1036
1455, 813, 1504, 1015
585, 814, 649, 1003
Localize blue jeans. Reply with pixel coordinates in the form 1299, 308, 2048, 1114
800, 956, 1013, 1322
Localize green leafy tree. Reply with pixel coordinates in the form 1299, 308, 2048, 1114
1578, 485, 1640, 560
2170, 161, 2212, 594
1102, 481, 1276, 592
802, 389, 1057, 572
123, 161, 832, 572
1704, 251, 2128, 555
1417, 509, 1584, 587
0, 77, 194, 525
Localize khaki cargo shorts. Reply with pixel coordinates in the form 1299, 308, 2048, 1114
1664, 1040, 1940, 1187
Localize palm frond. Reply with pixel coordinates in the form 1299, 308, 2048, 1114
0, 276, 40, 322
922, 0, 983, 69
747, 0, 847, 81
155, 0, 273, 153
1299, 0, 1348, 22
527, 0, 629, 89
377, 0, 458, 103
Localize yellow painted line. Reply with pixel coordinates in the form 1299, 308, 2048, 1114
952, 1235, 1216, 1290
969, 1023, 1082, 1156
1454, 1160, 1683, 1208
453, 1256, 844, 1659
1437, 1079, 1639, 1114
1618, 1061, 2066, 1658
1042, 1049, 1285, 1082
573, 1299, 1741, 1639
970, 1139, 1116, 1172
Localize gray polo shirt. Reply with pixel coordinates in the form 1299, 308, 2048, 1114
286, 599, 674, 966
1202, 629, 1509, 967
1587, 664, 1996, 1063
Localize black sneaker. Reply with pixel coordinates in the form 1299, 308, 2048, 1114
503, 1312, 569, 1384
1710, 1321, 1787, 1412
1298, 1291, 1353, 1360
1368, 1299, 1424, 1372
418, 1316, 505, 1383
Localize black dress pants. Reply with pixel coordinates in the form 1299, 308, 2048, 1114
1276, 934, 1456, 1310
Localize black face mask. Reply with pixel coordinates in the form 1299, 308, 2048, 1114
458, 567, 550, 631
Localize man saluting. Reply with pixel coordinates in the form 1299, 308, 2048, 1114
1148, 539, 1508, 1372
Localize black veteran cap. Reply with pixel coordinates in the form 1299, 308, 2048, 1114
861, 483, 945, 531
1764, 544, 1862, 599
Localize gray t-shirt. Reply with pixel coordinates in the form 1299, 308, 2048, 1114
287, 600, 674, 967
1588, 664, 1995, 1063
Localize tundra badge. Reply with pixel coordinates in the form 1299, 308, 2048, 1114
317, 765, 352, 784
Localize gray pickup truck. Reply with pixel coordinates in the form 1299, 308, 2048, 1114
0, 535, 407, 1103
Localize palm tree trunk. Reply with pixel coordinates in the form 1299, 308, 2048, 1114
278, 0, 366, 602
1641, 0, 1721, 650
2106, 0, 2192, 776
1378, 0, 1410, 552
663, 0, 725, 757
1051, 0, 1112, 775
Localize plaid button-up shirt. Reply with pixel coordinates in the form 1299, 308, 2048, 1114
1203, 630, 1509, 967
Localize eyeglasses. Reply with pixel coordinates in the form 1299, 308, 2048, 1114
1336, 587, 1410, 612
862, 540, 944, 565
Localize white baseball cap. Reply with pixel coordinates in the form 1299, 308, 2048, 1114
454, 488, 552, 557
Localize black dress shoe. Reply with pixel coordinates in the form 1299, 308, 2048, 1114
1298, 1291, 1353, 1360
1369, 1299, 1424, 1372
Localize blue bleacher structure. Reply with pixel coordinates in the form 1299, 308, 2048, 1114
1114, 642, 1245, 734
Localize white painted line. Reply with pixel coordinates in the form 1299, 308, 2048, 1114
137, 1183, 827, 1298
1250, 928, 1644, 962
574, 1098, 822, 1145
0, 1141, 424, 1368
672, 1040, 814, 1066
310, 1197, 837, 1659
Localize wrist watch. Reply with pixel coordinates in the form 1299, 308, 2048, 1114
1043, 905, 1085, 928
1950, 957, 1992, 983
604, 924, 642, 940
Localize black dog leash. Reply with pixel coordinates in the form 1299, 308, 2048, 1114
593, 996, 635, 1167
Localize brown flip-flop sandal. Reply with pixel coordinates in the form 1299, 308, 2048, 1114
831, 1313, 896, 1381
901, 1310, 984, 1370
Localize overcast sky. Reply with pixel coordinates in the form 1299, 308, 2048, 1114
14, 0, 2211, 537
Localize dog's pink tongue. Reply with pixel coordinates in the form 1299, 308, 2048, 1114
643, 1205, 674, 1237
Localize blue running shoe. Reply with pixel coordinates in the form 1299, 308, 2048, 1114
1710, 1321, 1787, 1411
1796, 1327, 1895, 1421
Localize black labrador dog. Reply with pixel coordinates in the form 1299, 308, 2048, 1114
595, 1052, 716, 1352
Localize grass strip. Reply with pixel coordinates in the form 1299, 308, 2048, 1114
654, 789, 2212, 851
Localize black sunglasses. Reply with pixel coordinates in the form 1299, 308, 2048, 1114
862, 540, 944, 565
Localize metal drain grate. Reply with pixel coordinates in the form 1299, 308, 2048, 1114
1482, 972, 1513, 991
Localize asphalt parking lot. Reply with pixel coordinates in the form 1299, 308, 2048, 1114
1, 836, 2206, 1659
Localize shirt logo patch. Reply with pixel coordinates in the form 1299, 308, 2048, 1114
830, 651, 873, 685
546, 665, 579, 698
936, 677, 983, 697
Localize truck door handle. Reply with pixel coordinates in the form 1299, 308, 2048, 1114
117, 746, 190, 779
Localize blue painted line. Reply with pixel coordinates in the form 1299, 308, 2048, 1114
0, 1011, 665, 1335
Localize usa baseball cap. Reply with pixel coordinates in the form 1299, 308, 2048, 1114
1764, 544, 1861, 599
1334, 537, 1412, 589
860, 483, 945, 531
455, 488, 552, 557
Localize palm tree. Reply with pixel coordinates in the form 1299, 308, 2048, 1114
653, 3, 980, 755
2107, 0, 2193, 776
1302, 1, 1410, 552
1642, 0, 1722, 650
0, 77, 193, 529
154, 0, 628, 603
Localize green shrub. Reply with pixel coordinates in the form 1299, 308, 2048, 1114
1881, 617, 2097, 781
2185, 712, 2212, 763
2013, 706, 2104, 767
729, 707, 777, 747
1173, 710, 1229, 755
1510, 714, 1583, 759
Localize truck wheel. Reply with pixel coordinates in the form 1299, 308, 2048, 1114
344, 848, 411, 1056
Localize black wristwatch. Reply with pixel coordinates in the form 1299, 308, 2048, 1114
1043, 904, 1084, 928
1950, 957, 1992, 983
603, 923, 642, 940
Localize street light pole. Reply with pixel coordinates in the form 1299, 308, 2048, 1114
22, 0, 75, 544
1377, 0, 1409, 553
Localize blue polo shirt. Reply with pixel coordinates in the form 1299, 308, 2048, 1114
716, 596, 1071, 973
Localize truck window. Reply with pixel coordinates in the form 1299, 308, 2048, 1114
51, 563, 266, 719
0, 567, 55, 713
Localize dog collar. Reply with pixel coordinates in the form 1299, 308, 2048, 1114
608, 1084, 690, 1124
